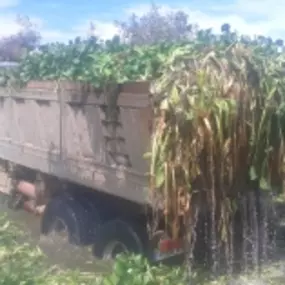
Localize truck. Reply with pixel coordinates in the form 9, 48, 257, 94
0, 79, 184, 262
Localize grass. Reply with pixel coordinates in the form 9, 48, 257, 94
0, 215, 102, 285
0, 213, 285, 284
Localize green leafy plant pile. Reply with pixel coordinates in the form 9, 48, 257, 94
1, 37, 184, 87
0, 31, 283, 87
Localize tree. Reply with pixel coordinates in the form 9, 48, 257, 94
0, 15, 41, 61
275, 38, 284, 47
116, 4, 195, 45
221, 23, 231, 34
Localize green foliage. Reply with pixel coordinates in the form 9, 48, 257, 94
103, 255, 187, 285
11, 39, 179, 87
0, 24, 283, 90
0, 214, 186, 285
0, 214, 284, 285
0, 215, 98, 285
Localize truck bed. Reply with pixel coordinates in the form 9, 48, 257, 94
0, 81, 152, 205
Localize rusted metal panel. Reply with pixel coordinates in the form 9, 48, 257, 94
0, 161, 10, 195
63, 103, 106, 163
0, 81, 152, 205
0, 96, 11, 141
119, 106, 152, 173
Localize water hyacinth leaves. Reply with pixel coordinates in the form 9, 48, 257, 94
3, 41, 178, 87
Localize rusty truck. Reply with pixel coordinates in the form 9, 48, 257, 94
0, 79, 183, 261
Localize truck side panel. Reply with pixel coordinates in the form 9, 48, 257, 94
0, 82, 152, 205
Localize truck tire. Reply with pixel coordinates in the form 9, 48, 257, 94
41, 194, 100, 245
92, 219, 143, 260
66, 192, 102, 244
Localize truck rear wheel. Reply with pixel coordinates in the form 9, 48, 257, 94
92, 219, 143, 260
41, 194, 100, 245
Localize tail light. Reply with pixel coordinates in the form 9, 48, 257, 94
159, 238, 183, 253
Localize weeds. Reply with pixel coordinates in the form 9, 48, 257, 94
0, 213, 284, 284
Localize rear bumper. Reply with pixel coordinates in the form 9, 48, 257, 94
151, 251, 185, 265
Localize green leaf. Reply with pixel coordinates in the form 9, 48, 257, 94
260, 177, 270, 191
249, 166, 258, 181
155, 166, 165, 188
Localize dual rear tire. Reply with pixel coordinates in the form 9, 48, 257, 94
41, 193, 144, 260
93, 219, 144, 260
41, 193, 98, 245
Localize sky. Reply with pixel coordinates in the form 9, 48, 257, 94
0, 0, 285, 43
